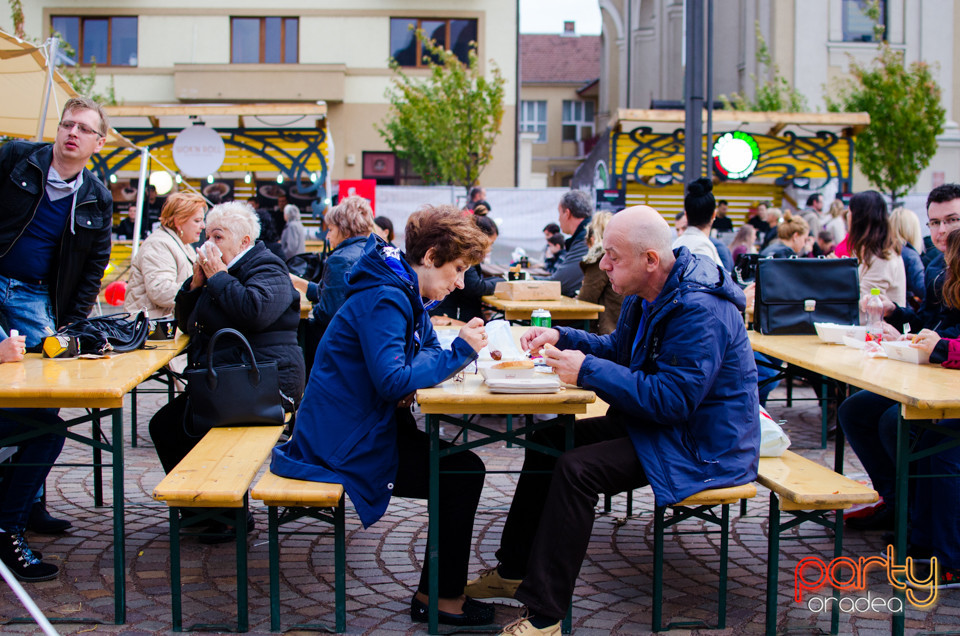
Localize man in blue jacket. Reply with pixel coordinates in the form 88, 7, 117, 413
468, 205, 760, 636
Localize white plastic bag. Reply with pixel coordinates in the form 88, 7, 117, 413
759, 405, 791, 457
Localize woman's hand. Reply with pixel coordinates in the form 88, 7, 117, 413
742, 282, 756, 312
520, 327, 559, 354
189, 258, 206, 290
882, 323, 903, 341
860, 292, 896, 317
457, 317, 487, 352
198, 243, 228, 279
0, 334, 26, 363
909, 328, 941, 354
289, 274, 309, 295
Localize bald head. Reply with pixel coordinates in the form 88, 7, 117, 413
607, 205, 674, 256
601, 205, 676, 300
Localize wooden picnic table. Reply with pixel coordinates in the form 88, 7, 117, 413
481, 295, 605, 330
415, 326, 595, 633
748, 332, 960, 636
0, 334, 188, 624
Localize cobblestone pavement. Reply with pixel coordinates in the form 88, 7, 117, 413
1, 380, 955, 635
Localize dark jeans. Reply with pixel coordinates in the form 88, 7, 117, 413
911, 420, 960, 569
838, 390, 899, 504
392, 409, 486, 599
0, 409, 66, 531
149, 393, 201, 474
497, 416, 648, 622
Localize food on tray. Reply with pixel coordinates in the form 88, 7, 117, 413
492, 360, 534, 370
541, 342, 560, 354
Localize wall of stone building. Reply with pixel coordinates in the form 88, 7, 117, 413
9, 0, 519, 187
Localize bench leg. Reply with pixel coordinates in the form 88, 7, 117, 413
718, 504, 729, 629
130, 386, 138, 448
236, 501, 249, 633
652, 506, 665, 632
335, 497, 346, 633
603, 493, 612, 513
170, 507, 183, 632
765, 495, 780, 636
626, 490, 633, 517
830, 509, 842, 635
93, 410, 103, 507
268, 506, 281, 632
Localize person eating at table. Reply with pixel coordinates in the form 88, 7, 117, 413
465, 205, 760, 636
840, 185, 960, 532
271, 205, 494, 627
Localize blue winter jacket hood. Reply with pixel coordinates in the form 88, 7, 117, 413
556, 247, 760, 506
271, 236, 477, 527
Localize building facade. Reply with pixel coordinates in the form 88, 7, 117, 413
519, 22, 600, 187
10, 1, 518, 190
597, 0, 960, 197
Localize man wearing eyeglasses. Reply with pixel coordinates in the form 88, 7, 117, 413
0, 96, 113, 581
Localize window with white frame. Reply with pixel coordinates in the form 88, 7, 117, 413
842, 0, 886, 42
562, 100, 595, 142
520, 100, 547, 143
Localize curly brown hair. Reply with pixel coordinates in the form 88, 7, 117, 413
943, 228, 960, 310
404, 205, 487, 267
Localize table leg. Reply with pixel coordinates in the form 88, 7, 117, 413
111, 408, 126, 624
93, 410, 104, 507
892, 411, 909, 636
427, 413, 440, 634
236, 500, 249, 632
820, 376, 829, 450
130, 386, 138, 448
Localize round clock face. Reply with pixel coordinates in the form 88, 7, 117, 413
712, 132, 759, 180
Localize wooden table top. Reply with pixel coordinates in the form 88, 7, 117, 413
418, 325, 595, 415
0, 334, 189, 409
480, 295, 605, 320
749, 332, 960, 419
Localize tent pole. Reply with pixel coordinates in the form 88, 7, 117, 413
132, 147, 150, 257
35, 38, 57, 142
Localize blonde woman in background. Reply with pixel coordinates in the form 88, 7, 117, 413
891, 206, 926, 305
824, 199, 848, 244
760, 210, 808, 258
576, 212, 623, 334
124, 192, 206, 317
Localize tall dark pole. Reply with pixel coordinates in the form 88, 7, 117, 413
684, 0, 704, 183
705, 0, 714, 178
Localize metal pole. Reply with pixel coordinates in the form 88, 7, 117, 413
0, 559, 59, 636
684, 0, 704, 183
705, 0, 714, 178
132, 147, 150, 257
36, 38, 57, 142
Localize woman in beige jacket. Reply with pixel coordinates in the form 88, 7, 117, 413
124, 192, 207, 317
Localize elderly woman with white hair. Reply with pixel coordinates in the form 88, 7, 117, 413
280, 203, 306, 260
149, 201, 305, 539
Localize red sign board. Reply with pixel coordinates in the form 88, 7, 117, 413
338, 179, 376, 213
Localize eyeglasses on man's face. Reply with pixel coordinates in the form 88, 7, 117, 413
58, 120, 104, 138
927, 216, 960, 231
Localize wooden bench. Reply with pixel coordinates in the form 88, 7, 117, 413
250, 470, 347, 633
756, 450, 879, 636
652, 483, 757, 632
152, 425, 284, 632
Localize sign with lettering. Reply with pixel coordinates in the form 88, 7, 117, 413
172, 124, 226, 178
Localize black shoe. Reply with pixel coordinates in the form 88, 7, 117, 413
879, 532, 933, 563
198, 511, 256, 545
846, 502, 895, 531
410, 595, 495, 626
0, 531, 59, 582
26, 502, 72, 535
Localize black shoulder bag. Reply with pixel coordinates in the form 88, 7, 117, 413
57, 312, 150, 355
754, 256, 860, 335
184, 328, 285, 437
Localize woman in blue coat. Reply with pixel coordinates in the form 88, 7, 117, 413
272, 205, 494, 626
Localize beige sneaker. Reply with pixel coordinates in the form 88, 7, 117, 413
464, 567, 522, 599
499, 615, 561, 635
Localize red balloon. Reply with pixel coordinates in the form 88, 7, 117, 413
104, 281, 126, 306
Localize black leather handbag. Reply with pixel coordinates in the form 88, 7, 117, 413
754, 257, 861, 335
184, 328, 285, 436
55, 311, 150, 355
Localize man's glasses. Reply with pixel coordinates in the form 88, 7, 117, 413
58, 120, 104, 138
927, 216, 960, 231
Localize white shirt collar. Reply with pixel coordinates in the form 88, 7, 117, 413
227, 244, 254, 268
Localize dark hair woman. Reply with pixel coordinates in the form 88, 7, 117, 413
430, 214, 499, 323
847, 190, 906, 320
272, 205, 495, 626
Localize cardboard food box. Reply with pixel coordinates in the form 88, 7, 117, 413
494, 280, 562, 301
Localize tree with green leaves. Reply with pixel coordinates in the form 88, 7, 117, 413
377, 30, 505, 190
721, 22, 806, 112
826, 2, 945, 202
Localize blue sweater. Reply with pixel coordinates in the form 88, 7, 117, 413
271, 236, 477, 527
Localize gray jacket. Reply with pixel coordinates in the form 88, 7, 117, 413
547, 218, 590, 297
